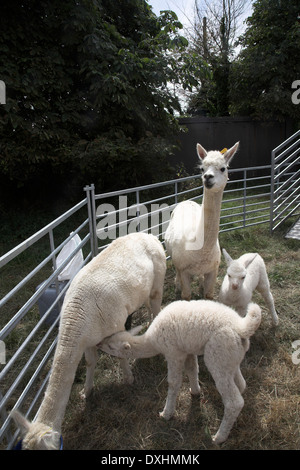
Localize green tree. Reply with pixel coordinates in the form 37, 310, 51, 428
229, 0, 300, 122
0, 0, 193, 202
187, 0, 249, 116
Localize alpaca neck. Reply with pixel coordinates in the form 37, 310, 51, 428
129, 333, 158, 359
36, 344, 82, 432
202, 187, 224, 248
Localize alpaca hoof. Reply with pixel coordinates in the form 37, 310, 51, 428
272, 311, 279, 326
212, 433, 226, 445
190, 387, 201, 396
205, 295, 214, 300
123, 373, 134, 385
79, 388, 91, 400
159, 410, 172, 420
181, 294, 191, 301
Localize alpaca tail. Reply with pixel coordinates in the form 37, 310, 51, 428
236, 303, 262, 338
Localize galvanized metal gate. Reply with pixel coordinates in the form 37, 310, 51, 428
270, 129, 300, 234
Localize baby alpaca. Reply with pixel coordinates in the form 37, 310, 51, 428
99, 299, 262, 444
219, 249, 278, 326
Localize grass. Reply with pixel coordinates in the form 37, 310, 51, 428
60, 223, 300, 450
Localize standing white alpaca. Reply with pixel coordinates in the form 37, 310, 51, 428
164, 142, 239, 300
11, 232, 166, 450
219, 248, 279, 325
99, 299, 261, 444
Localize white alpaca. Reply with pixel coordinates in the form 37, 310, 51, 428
164, 142, 239, 300
99, 299, 261, 444
11, 232, 166, 450
219, 249, 279, 326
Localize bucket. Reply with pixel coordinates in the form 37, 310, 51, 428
36, 281, 68, 326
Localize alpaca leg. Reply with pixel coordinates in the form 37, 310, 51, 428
204, 268, 218, 299
204, 332, 245, 444
149, 287, 163, 318
82, 346, 98, 398
175, 268, 182, 292
180, 271, 191, 301
234, 367, 246, 394
258, 286, 279, 325
160, 355, 186, 420
212, 375, 244, 444
184, 354, 201, 395
120, 358, 134, 384
149, 264, 165, 317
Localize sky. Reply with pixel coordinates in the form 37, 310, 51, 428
147, 0, 196, 30
147, 0, 253, 33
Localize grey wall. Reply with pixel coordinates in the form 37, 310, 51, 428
170, 117, 294, 173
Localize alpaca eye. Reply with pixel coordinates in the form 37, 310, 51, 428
220, 167, 226, 172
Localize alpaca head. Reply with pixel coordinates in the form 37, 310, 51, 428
10, 409, 61, 450
98, 326, 143, 359
197, 142, 239, 192
223, 249, 257, 291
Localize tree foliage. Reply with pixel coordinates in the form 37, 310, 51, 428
229, 0, 300, 121
0, 0, 196, 202
187, 0, 249, 116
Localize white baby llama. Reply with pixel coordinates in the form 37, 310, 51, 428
11, 232, 166, 450
219, 249, 279, 326
99, 299, 262, 444
164, 142, 239, 300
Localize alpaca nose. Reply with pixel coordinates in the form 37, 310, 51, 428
232, 284, 239, 290
204, 173, 214, 181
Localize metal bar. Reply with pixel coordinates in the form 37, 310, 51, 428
0, 218, 89, 311
0, 234, 90, 340
1, 338, 57, 446
273, 169, 300, 197
0, 199, 87, 269
272, 129, 300, 155
271, 202, 300, 231
273, 139, 300, 167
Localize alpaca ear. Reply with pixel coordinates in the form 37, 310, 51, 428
10, 409, 31, 435
222, 248, 233, 266
196, 143, 207, 161
244, 254, 258, 269
129, 325, 144, 336
42, 430, 61, 450
223, 142, 239, 165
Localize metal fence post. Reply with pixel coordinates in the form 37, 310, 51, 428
243, 169, 247, 228
84, 184, 98, 258
136, 189, 140, 232
175, 181, 178, 205
270, 149, 275, 234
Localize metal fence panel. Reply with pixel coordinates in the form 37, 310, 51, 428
270, 130, 300, 232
